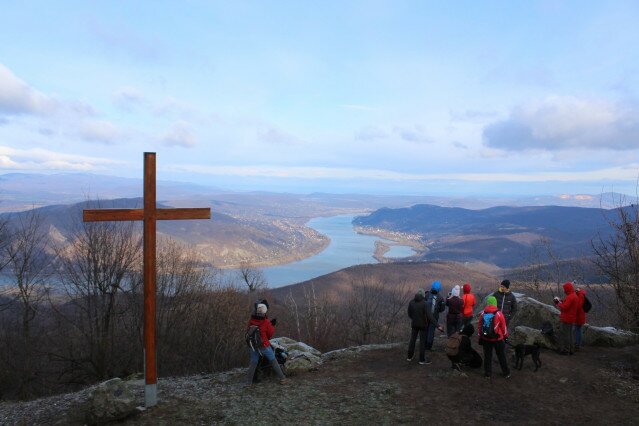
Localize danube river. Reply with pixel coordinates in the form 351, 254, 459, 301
260, 214, 415, 288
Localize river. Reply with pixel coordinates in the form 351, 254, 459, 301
259, 214, 415, 288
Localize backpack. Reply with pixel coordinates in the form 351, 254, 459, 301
582, 295, 592, 313
445, 332, 463, 357
245, 325, 263, 351
481, 313, 499, 339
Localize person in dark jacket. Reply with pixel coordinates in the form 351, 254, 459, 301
246, 303, 287, 385
446, 285, 464, 337
407, 288, 431, 364
425, 281, 446, 351
447, 324, 482, 370
493, 279, 518, 325
478, 296, 510, 379
554, 281, 579, 355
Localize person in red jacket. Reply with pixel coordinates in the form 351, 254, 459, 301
477, 296, 510, 379
461, 283, 476, 328
574, 287, 587, 351
246, 303, 287, 385
553, 282, 579, 355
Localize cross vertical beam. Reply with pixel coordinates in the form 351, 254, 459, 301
143, 152, 158, 407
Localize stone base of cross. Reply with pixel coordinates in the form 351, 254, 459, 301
83, 152, 211, 407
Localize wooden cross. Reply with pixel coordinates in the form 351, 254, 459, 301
83, 152, 211, 407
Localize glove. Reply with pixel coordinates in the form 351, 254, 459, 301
270, 318, 277, 326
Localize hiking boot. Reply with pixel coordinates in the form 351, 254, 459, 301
279, 378, 288, 385
452, 363, 462, 372
407, 357, 413, 362
419, 358, 432, 365
503, 373, 511, 379
484, 373, 491, 379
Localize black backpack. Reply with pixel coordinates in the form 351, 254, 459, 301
481, 313, 499, 339
582, 296, 592, 313
245, 325, 263, 351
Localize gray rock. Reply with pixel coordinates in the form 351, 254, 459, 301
270, 337, 323, 374
509, 295, 639, 348
85, 378, 139, 424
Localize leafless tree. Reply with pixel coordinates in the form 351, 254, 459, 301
53, 218, 142, 381
592, 201, 639, 331
0, 209, 52, 397
238, 260, 267, 293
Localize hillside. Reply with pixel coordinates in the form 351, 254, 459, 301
1, 341, 637, 424
354, 204, 620, 268
0, 198, 328, 269
270, 261, 500, 302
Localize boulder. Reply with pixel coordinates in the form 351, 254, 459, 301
85, 378, 139, 424
508, 294, 639, 348
270, 337, 322, 375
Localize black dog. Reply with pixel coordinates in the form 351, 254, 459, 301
514, 344, 542, 372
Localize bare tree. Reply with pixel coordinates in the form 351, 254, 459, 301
238, 260, 267, 293
592, 202, 639, 331
53, 218, 142, 381
0, 209, 52, 397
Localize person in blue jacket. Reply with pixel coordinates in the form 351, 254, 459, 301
425, 280, 446, 351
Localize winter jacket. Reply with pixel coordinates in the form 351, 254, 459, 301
477, 305, 508, 342
462, 284, 476, 317
248, 315, 275, 348
492, 290, 518, 322
557, 282, 579, 324
408, 292, 428, 328
446, 296, 464, 322
426, 290, 446, 324
575, 289, 587, 326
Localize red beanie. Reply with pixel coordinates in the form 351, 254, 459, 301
463, 283, 471, 294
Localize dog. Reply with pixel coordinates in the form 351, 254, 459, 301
514, 343, 542, 372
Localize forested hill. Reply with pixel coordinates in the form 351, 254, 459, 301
354, 204, 621, 268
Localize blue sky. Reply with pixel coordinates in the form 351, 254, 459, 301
1, 1, 638, 195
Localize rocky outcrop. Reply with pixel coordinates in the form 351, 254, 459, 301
85, 378, 140, 424
509, 294, 639, 348
270, 337, 323, 375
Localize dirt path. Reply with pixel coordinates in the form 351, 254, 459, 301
127, 340, 639, 425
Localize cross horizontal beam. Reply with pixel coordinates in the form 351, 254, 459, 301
83, 208, 211, 222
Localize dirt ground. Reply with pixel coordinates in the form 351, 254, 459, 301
127, 339, 639, 425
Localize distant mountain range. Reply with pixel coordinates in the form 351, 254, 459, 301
353, 204, 623, 268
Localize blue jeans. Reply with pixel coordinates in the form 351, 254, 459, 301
574, 324, 582, 347
250, 345, 276, 364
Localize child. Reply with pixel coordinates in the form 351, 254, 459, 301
245, 303, 287, 385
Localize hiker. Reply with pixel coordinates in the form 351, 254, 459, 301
553, 282, 579, 355
446, 324, 482, 371
493, 279, 517, 326
478, 296, 511, 379
425, 281, 446, 351
574, 287, 588, 351
246, 303, 287, 385
461, 283, 476, 329
445, 285, 464, 337
407, 288, 431, 365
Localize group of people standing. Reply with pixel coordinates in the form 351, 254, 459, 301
407, 279, 518, 378
554, 281, 589, 355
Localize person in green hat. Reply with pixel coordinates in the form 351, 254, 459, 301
477, 295, 510, 379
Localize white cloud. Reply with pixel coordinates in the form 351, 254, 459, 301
78, 119, 122, 144
483, 96, 639, 151
113, 86, 145, 110
161, 121, 197, 148
165, 162, 639, 183
0, 145, 123, 171
0, 63, 56, 116
257, 126, 300, 145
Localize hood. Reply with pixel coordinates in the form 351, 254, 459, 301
414, 292, 425, 302
451, 285, 460, 298
463, 283, 471, 294
431, 280, 442, 293
563, 282, 575, 295
483, 305, 498, 314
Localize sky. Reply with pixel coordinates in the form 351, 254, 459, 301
1, 1, 639, 196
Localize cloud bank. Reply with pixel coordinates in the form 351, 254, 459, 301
483, 96, 639, 151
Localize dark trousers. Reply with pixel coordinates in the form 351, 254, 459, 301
407, 326, 427, 362
559, 322, 575, 353
425, 322, 437, 350
447, 317, 462, 337
482, 339, 510, 377
461, 316, 473, 329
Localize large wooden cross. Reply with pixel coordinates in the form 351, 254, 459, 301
83, 152, 210, 407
